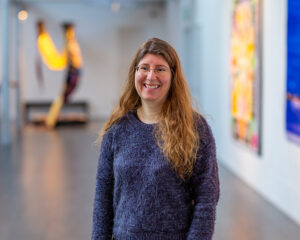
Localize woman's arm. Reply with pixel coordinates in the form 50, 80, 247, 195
187, 119, 220, 240
91, 131, 114, 240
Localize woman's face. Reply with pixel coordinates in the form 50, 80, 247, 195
134, 53, 172, 108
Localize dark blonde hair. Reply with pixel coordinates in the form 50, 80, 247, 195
100, 38, 201, 180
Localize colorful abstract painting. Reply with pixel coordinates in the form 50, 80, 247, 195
230, 0, 262, 154
287, 0, 300, 144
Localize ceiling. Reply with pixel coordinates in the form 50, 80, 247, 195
14, 0, 166, 8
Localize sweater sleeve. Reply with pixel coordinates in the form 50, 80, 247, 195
91, 130, 114, 240
187, 119, 220, 240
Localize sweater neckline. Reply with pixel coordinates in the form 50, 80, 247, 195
128, 109, 157, 129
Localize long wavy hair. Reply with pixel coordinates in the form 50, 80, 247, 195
100, 38, 201, 180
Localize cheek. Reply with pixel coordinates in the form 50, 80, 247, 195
162, 78, 172, 91
134, 75, 142, 93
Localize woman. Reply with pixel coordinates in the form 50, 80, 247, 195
92, 38, 219, 240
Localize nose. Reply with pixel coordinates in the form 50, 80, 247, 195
147, 69, 157, 80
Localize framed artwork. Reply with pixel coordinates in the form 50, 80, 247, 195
286, 0, 300, 144
230, 0, 263, 154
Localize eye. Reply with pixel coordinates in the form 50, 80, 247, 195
156, 68, 167, 72
137, 65, 149, 72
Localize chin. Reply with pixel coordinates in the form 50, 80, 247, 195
142, 97, 158, 102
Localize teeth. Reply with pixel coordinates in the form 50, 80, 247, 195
145, 84, 159, 89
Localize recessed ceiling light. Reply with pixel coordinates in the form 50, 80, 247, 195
18, 10, 28, 21
111, 2, 120, 12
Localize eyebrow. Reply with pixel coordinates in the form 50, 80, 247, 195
138, 63, 169, 68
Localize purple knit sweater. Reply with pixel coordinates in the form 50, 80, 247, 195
92, 111, 219, 240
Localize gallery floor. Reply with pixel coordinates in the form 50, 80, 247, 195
0, 121, 300, 240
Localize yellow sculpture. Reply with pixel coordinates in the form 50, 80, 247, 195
37, 21, 82, 128
37, 21, 67, 70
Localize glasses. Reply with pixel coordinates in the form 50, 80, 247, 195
135, 65, 171, 77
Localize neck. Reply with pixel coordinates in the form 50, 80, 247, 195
137, 103, 162, 124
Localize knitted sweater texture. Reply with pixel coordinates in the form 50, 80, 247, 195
92, 111, 219, 240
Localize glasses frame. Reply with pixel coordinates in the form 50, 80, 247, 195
135, 65, 173, 76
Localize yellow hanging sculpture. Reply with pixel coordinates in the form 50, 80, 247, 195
37, 22, 67, 70
36, 21, 82, 128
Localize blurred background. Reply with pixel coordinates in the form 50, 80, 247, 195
1, 0, 300, 239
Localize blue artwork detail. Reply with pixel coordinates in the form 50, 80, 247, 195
287, 0, 300, 144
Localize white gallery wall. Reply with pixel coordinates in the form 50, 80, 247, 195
194, 0, 300, 225
0, 2, 168, 120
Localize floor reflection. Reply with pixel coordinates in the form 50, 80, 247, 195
0, 121, 300, 240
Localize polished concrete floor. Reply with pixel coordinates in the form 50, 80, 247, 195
1, 121, 300, 240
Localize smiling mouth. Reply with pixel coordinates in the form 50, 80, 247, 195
144, 83, 160, 89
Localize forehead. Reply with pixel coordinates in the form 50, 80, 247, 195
138, 53, 169, 67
